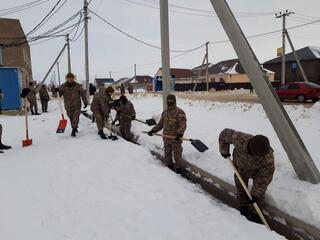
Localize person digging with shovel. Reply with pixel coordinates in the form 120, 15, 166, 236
118, 95, 136, 142
0, 124, 11, 153
219, 128, 275, 224
90, 86, 114, 139
148, 94, 187, 174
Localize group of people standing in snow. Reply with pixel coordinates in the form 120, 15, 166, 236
1, 72, 275, 225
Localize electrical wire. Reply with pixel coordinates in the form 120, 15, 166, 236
0, 0, 49, 17
90, 10, 206, 53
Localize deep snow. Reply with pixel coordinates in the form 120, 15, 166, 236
0, 100, 283, 240
130, 94, 320, 229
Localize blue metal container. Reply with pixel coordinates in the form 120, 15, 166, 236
0, 67, 22, 110
153, 75, 176, 92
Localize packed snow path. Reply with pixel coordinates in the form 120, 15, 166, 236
0, 103, 283, 240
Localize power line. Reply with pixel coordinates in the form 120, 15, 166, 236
0, 0, 49, 17
90, 10, 206, 53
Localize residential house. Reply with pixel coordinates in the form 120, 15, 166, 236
95, 78, 114, 88
128, 75, 153, 91
263, 46, 320, 84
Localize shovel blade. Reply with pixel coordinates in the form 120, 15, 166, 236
190, 139, 209, 152
109, 135, 118, 141
56, 119, 67, 133
22, 139, 32, 147
146, 119, 157, 126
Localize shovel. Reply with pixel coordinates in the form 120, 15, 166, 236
123, 114, 156, 126
56, 93, 67, 133
22, 99, 32, 147
227, 157, 271, 230
142, 131, 209, 153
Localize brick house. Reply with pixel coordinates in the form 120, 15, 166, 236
0, 18, 33, 87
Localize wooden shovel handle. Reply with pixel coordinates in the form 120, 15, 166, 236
227, 157, 271, 230
142, 131, 190, 141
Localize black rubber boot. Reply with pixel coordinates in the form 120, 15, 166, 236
98, 130, 108, 140
31, 110, 35, 115
71, 128, 77, 137
175, 167, 183, 175
0, 143, 11, 150
35, 111, 41, 115
75, 128, 78, 133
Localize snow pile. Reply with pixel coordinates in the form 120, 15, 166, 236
131, 95, 320, 229
0, 103, 283, 239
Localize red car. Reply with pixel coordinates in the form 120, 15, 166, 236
275, 82, 320, 103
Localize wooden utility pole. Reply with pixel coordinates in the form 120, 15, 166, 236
84, 0, 90, 103
276, 10, 294, 84
57, 61, 61, 86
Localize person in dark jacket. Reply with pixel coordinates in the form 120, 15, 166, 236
39, 85, 50, 112
89, 83, 97, 96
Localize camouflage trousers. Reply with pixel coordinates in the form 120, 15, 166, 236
29, 100, 38, 113
41, 100, 48, 112
93, 110, 107, 131
66, 109, 81, 129
120, 121, 133, 141
234, 170, 265, 209
164, 140, 183, 168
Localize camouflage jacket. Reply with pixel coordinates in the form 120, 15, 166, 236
151, 106, 187, 138
90, 90, 113, 116
27, 86, 37, 102
39, 88, 50, 101
219, 128, 275, 198
119, 101, 136, 123
59, 82, 87, 111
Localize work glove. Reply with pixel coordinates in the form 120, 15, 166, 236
220, 152, 231, 159
83, 104, 87, 109
175, 133, 183, 141
148, 131, 155, 136
132, 116, 136, 120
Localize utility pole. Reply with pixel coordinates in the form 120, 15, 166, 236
285, 29, 309, 82
205, 41, 209, 92
134, 64, 137, 80
276, 10, 294, 84
109, 71, 112, 79
66, 34, 71, 73
209, 0, 320, 184
84, 0, 90, 103
57, 61, 61, 86
160, 0, 171, 110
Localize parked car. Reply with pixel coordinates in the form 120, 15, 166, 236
275, 82, 320, 103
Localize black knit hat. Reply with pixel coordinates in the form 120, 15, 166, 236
248, 135, 270, 157
167, 94, 176, 106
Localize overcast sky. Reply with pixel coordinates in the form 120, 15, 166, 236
1, 0, 320, 83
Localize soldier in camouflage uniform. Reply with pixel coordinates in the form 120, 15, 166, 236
59, 73, 88, 137
27, 82, 40, 115
148, 94, 187, 174
91, 86, 114, 139
219, 128, 275, 223
118, 95, 136, 142
39, 85, 50, 113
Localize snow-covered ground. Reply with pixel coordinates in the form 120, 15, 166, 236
130, 94, 320, 229
0, 101, 283, 240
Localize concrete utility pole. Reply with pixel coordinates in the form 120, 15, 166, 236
84, 0, 90, 103
134, 64, 137, 80
159, 0, 171, 110
109, 71, 112, 79
276, 10, 294, 84
205, 41, 209, 92
66, 34, 71, 73
284, 30, 309, 83
57, 61, 61, 86
209, 0, 320, 184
